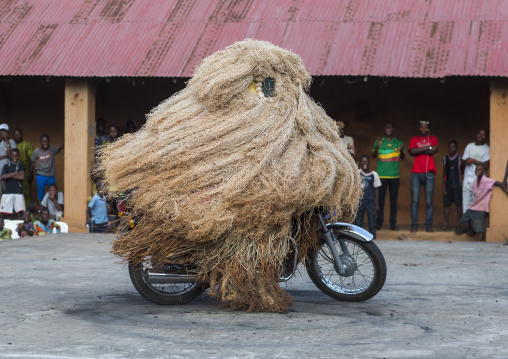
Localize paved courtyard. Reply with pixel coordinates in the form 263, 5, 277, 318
1, 234, 508, 358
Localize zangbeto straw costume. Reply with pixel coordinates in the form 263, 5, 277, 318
99, 39, 362, 312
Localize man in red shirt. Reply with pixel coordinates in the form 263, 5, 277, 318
408, 121, 438, 232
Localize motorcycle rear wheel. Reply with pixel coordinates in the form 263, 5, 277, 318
307, 233, 387, 302
128, 259, 203, 305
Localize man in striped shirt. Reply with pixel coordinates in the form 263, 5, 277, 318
372, 122, 405, 231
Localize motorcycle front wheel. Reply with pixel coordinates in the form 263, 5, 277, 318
307, 234, 387, 302
128, 258, 203, 305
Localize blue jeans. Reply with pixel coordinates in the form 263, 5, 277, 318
354, 201, 376, 239
411, 172, 435, 228
36, 175, 56, 201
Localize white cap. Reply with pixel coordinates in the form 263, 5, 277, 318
0, 124, 9, 131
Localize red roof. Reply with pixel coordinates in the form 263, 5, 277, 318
1, 0, 507, 78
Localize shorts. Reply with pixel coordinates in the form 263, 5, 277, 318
460, 209, 487, 233
443, 187, 462, 207
0, 194, 25, 214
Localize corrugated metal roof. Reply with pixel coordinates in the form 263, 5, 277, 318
1, 0, 507, 78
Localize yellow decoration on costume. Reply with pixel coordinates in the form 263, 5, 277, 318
248, 81, 257, 94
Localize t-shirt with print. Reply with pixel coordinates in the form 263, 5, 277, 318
359, 169, 381, 205
409, 135, 439, 174
31, 146, 61, 177
1, 162, 25, 194
372, 137, 404, 178
462, 143, 490, 184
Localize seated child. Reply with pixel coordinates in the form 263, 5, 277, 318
0, 148, 25, 219
354, 154, 381, 239
0, 218, 12, 240
16, 211, 35, 237
41, 183, 64, 220
86, 181, 109, 233
456, 163, 507, 241
34, 208, 61, 235
27, 201, 40, 222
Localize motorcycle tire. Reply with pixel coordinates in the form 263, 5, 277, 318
307, 232, 387, 302
128, 260, 204, 305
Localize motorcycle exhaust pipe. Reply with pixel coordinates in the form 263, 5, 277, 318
145, 272, 198, 284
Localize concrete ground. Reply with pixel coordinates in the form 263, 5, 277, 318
1, 234, 508, 359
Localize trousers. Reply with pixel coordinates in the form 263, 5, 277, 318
410, 172, 435, 228
376, 178, 400, 228
354, 201, 376, 239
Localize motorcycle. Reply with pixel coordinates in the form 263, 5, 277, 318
122, 209, 387, 306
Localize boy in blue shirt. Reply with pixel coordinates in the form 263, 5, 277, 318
86, 181, 109, 233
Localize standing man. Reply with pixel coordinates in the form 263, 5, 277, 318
13, 128, 34, 205
408, 121, 438, 232
462, 129, 490, 213
0, 124, 17, 200
372, 122, 405, 231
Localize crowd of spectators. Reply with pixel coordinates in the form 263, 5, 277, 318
0, 118, 138, 240
349, 120, 508, 240
0, 123, 64, 239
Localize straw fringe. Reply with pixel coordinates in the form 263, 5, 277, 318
99, 39, 361, 312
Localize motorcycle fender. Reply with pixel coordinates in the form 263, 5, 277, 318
327, 222, 374, 242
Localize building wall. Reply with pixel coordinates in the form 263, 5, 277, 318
0, 76, 490, 230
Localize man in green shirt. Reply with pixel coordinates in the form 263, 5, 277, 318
372, 122, 405, 230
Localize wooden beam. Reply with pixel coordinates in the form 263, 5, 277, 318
487, 80, 508, 242
64, 78, 95, 232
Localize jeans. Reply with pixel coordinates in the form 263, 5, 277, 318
36, 175, 56, 201
410, 172, 435, 228
89, 221, 109, 233
354, 201, 376, 238
376, 178, 400, 228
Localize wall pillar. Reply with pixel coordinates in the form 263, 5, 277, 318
487, 80, 508, 242
64, 78, 95, 232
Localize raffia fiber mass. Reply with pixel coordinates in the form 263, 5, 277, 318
99, 39, 362, 312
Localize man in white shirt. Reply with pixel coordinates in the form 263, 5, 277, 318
336, 120, 355, 157
462, 129, 490, 212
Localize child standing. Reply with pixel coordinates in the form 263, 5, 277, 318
86, 181, 109, 233
456, 163, 507, 241
354, 155, 381, 238
0, 148, 25, 219
441, 140, 463, 231
30, 134, 64, 203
